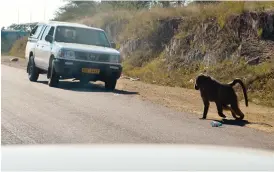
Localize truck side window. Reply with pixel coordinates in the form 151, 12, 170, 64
40, 26, 50, 40
30, 26, 38, 36
48, 27, 55, 37
41, 26, 55, 41
30, 25, 44, 39
39, 25, 48, 40
99, 32, 110, 47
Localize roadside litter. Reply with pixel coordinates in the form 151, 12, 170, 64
211, 121, 223, 127
130, 78, 140, 81
121, 75, 140, 81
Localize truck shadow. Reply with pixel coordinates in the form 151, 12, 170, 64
37, 80, 139, 95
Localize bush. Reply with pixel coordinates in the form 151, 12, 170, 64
9, 36, 28, 58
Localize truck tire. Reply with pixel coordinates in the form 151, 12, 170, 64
105, 79, 117, 91
48, 61, 59, 87
27, 56, 39, 82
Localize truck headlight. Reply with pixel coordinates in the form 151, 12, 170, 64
64, 50, 75, 59
58, 49, 75, 59
109, 55, 120, 63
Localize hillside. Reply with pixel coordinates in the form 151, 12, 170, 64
9, 1, 274, 107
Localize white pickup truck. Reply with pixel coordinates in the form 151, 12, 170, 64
25, 21, 122, 90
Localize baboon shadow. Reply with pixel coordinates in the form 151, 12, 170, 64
37, 80, 139, 95
204, 118, 272, 128
216, 119, 249, 127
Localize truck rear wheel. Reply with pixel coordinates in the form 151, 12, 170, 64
27, 56, 39, 82
105, 79, 117, 91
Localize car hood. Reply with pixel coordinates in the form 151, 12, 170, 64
54, 42, 120, 55
2, 144, 274, 171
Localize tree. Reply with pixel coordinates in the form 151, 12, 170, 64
176, 0, 185, 6
161, 1, 170, 8
193, 1, 221, 5
99, 1, 151, 10
54, 0, 98, 21
54, 1, 151, 21
63, 0, 97, 6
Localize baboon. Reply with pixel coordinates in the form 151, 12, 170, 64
194, 74, 248, 120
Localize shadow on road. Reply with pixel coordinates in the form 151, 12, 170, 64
216, 119, 249, 127
204, 118, 273, 128
37, 80, 139, 95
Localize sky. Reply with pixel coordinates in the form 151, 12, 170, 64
0, 0, 192, 28
0, 0, 67, 27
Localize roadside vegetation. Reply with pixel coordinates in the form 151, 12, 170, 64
9, 36, 28, 58
123, 58, 274, 107
8, 1, 274, 107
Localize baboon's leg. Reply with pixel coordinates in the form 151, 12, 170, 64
216, 103, 227, 118
223, 105, 238, 119
231, 111, 238, 119
201, 98, 209, 119
231, 102, 245, 120
222, 105, 230, 111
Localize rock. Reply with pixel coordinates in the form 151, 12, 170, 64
189, 79, 194, 83
120, 75, 131, 80
120, 75, 140, 81
246, 57, 260, 65
252, 98, 260, 104
130, 78, 140, 81
10, 57, 18, 62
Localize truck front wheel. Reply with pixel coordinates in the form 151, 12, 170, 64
105, 79, 117, 91
48, 61, 59, 87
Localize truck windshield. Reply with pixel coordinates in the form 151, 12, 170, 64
54, 26, 111, 48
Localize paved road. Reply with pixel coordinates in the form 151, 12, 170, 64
2, 64, 274, 150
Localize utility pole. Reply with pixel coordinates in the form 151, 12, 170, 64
17, 7, 19, 24
44, 0, 46, 21
30, 10, 32, 23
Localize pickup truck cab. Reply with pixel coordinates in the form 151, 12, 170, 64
25, 21, 122, 90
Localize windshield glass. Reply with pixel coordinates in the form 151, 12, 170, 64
54, 26, 110, 47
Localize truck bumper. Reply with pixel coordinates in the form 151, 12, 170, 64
53, 58, 122, 81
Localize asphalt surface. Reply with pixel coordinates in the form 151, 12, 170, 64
2, 64, 274, 150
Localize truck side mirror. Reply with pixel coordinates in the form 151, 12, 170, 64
45, 35, 53, 43
111, 42, 116, 49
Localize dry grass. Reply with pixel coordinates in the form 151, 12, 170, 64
9, 36, 28, 58
74, 1, 274, 42
123, 57, 203, 88
76, 10, 134, 29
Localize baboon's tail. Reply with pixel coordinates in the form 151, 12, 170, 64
229, 79, 248, 107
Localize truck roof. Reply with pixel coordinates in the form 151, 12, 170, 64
37, 21, 103, 31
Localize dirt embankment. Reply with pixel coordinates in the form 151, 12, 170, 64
100, 10, 274, 108
2, 56, 274, 133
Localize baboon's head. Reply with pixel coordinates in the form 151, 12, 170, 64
194, 73, 211, 90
